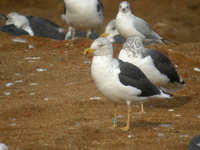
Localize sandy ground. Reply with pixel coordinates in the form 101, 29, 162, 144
0, 0, 200, 150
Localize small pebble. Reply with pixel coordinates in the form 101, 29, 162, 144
28, 45, 34, 49
14, 73, 21, 76
36, 68, 47, 72
194, 67, 200, 72
10, 118, 16, 121
30, 92, 35, 96
159, 123, 172, 128
25, 56, 40, 60
128, 134, 133, 139
158, 133, 165, 137
179, 134, 189, 138
9, 123, 16, 126
175, 114, 181, 117
89, 96, 101, 101
117, 114, 124, 119
44, 98, 49, 101
12, 37, 27, 43
4, 92, 11, 96
153, 127, 158, 131
168, 49, 173, 52
5, 82, 14, 87
15, 80, 23, 83
84, 60, 91, 64
168, 109, 174, 112
29, 83, 39, 86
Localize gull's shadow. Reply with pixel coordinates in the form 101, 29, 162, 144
145, 95, 192, 109
119, 120, 171, 129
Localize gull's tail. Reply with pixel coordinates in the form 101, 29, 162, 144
161, 38, 178, 45
154, 89, 173, 99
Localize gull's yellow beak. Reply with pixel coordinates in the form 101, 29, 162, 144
83, 48, 95, 56
100, 32, 110, 37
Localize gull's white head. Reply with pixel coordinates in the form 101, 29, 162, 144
105, 19, 119, 36
119, 1, 131, 14
122, 36, 144, 55
6, 12, 29, 28
84, 37, 113, 56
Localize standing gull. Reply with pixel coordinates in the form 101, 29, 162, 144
119, 36, 185, 112
62, 0, 104, 39
84, 37, 171, 131
116, 1, 167, 44
101, 19, 126, 44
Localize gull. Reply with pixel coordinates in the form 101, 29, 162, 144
119, 36, 185, 112
101, 19, 126, 44
0, 143, 8, 150
62, 0, 104, 39
1, 12, 66, 40
188, 135, 200, 150
116, 1, 167, 45
84, 37, 171, 131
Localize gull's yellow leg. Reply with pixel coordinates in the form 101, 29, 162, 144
111, 105, 118, 129
71, 29, 75, 40
121, 106, 131, 131
140, 103, 145, 113
86, 29, 92, 39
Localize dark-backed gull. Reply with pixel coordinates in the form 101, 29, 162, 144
84, 37, 171, 131
188, 135, 200, 150
119, 36, 185, 112
1, 12, 66, 40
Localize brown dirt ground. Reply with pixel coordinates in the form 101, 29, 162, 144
0, 0, 200, 150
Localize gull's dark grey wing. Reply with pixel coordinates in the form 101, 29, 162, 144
27, 16, 66, 40
0, 24, 29, 36
118, 59, 161, 97
97, 0, 104, 16
188, 135, 200, 150
113, 34, 126, 44
144, 49, 184, 84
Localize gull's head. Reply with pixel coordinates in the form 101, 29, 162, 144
101, 20, 119, 38
122, 36, 144, 53
119, 1, 131, 14
6, 12, 29, 28
84, 37, 113, 56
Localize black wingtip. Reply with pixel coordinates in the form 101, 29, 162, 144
160, 88, 173, 97
180, 80, 185, 85
161, 38, 178, 46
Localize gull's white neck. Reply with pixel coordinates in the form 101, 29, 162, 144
117, 11, 132, 18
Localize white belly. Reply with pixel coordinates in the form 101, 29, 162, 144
116, 15, 144, 39
91, 56, 145, 104
66, 0, 103, 28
